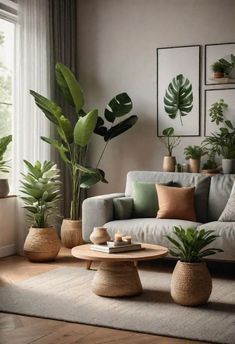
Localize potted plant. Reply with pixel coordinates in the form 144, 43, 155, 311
0, 135, 12, 197
167, 226, 223, 306
203, 99, 235, 173
30, 63, 138, 248
20, 160, 61, 262
184, 145, 206, 173
211, 61, 226, 79
161, 127, 180, 172
201, 145, 220, 175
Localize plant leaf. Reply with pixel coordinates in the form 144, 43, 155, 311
74, 109, 98, 147
104, 93, 133, 123
55, 63, 84, 112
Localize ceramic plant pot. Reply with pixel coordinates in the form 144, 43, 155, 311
189, 158, 200, 173
90, 227, 111, 244
171, 260, 212, 306
222, 159, 235, 174
61, 219, 83, 248
24, 227, 61, 262
162, 156, 176, 172
0, 179, 10, 198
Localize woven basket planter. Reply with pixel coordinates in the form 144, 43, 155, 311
171, 260, 212, 306
61, 219, 83, 248
24, 227, 61, 262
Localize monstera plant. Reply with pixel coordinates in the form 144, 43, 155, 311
30, 63, 138, 248
164, 74, 193, 126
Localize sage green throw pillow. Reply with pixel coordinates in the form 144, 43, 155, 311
113, 197, 133, 220
133, 182, 158, 217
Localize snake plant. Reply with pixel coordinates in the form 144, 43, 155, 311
20, 160, 61, 228
164, 74, 193, 126
167, 226, 223, 262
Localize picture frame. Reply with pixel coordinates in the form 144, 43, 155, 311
205, 42, 235, 85
204, 88, 235, 136
157, 45, 201, 137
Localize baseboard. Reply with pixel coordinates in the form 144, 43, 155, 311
0, 244, 17, 257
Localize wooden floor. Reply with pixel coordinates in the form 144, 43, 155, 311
0, 249, 234, 344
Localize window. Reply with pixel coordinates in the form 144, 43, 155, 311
0, 0, 17, 187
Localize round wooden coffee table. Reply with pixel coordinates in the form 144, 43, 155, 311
72, 243, 168, 297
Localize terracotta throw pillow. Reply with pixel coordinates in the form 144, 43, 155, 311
155, 184, 196, 221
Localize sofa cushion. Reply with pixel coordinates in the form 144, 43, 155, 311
218, 181, 235, 222
104, 218, 201, 247
156, 184, 196, 221
197, 222, 235, 261
113, 197, 133, 220
208, 174, 235, 221
125, 171, 210, 223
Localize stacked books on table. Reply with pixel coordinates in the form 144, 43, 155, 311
91, 241, 143, 253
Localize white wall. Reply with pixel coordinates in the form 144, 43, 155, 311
77, 0, 235, 195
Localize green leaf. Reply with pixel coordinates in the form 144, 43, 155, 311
55, 63, 84, 112
162, 127, 174, 137
225, 120, 233, 130
74, 109, 98, 147
164, 74, 193, 126
41, 137, 70, 164
58, 116, 74, 144
104, 115, 138, 141
30, 91, 62, 125
104, 93, 133, 123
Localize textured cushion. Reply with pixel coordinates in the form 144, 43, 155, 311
113, 197, 133, 220
219, 182, 235, 221
156, 184, 196, 221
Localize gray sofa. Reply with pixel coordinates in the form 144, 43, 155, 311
82, 171, 235, 261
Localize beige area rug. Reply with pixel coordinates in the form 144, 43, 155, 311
0, 267, 234, 344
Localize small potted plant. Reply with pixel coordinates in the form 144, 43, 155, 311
201, 145, 220, 175
211, 61, 226, 79
20, 160, 61, 262
161, 127, 180, 172
167, 226, 223, 306
0, 135, 12, 197
184, 145, 206, 173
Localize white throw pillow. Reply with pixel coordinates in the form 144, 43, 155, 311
219, 181, 235, 221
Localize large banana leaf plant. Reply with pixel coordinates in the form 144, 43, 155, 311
30, 63, 138, 220
164, 74, 193, 126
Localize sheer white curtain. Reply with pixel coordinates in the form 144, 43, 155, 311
14, 0, 51, 252
13, 0, 51, 193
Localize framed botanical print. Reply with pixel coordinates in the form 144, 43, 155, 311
204, 88, 235, 136
205, 42, 235, 85
157, 45, 201, 136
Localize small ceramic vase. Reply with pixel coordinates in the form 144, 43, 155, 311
90, 227, 111, 244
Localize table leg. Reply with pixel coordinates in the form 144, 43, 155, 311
91, 261, 142, 297
86, 260, 92, 270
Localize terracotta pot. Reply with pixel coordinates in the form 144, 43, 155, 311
90, 227, 111, 244
24, 227, 61, 262
189, 158, 200, 173
171, 261, 212, 306
213, 72, 224, 79
61, 219, 83, 248
0, 179, 9, 198
162, 156, 176, 172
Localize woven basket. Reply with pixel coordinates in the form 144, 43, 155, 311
24, 227, 61, 262
61, 219, 83, 248
171, 260, 212, 306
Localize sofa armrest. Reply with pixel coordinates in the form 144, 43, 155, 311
82, 193, 125, 242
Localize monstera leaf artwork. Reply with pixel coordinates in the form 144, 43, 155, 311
164, 74, 193, 126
